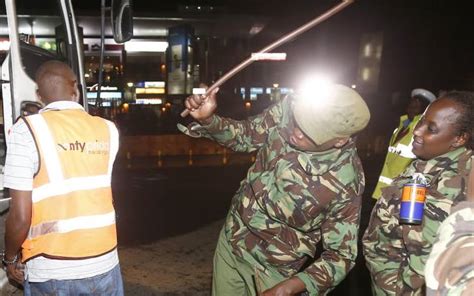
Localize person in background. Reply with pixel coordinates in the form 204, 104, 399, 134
425, 156, 474, 296
372, 88, 436, 199
363, 91, 473, 295
181, 83, 370, 295
2, 60, 123, 295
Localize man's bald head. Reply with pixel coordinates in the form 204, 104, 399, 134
35, 60, 80, 104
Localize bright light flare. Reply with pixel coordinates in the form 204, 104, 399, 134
125, 41, 168, 53
297, 75, 334, 105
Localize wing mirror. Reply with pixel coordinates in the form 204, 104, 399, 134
111, 0, 133, 43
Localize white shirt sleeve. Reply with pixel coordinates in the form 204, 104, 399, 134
3, 118, 39, 191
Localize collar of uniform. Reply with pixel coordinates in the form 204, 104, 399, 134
401, 147, 470, 183
296, 139, 355, 176
40, 101, 85, 113
399, 114, 421, 125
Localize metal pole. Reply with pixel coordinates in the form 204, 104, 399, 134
95, 0, 107, 112
181, 0, 354, 117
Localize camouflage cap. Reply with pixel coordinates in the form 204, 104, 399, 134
293, 84, 370, 145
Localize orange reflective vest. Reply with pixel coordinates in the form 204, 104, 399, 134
21, 109, 119, 261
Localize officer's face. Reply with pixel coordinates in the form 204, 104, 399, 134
289, 124, 319, 151
288, 117, 346, 152
412, 98, 466, 160
406, 98, 423, 120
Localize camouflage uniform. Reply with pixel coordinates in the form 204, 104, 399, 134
362, 148, 472, 295
182, 98, 365, 295
425, 201, 474, 296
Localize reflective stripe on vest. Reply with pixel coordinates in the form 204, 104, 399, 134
22, 111, 118, 261
378, 176, 393, 185
29, 211, 116, 239
387, 141, 416, 159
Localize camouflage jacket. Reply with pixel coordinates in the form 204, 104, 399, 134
425, 201, 474, 296
363, 147, 472, 295
184, 98, 365, 295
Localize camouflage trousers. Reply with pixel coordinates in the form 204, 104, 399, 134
212, 228, 306, 296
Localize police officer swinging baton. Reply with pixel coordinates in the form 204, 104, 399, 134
180, 0, 354, 118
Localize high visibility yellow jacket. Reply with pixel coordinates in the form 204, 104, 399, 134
372, 114, 420, 199
21, 109, 119, 261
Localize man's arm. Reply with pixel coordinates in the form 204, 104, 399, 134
5, 189, 32, 259
296, 195, 361, 295
4, 189, 32, 284
199, 102, 284, 153
183, 90, 287, 153
2, 118, 38, 284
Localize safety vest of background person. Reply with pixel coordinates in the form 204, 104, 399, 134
371, 114, 420, 199
20, 109, 119, 261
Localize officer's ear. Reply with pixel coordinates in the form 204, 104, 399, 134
451, 132, 468, 149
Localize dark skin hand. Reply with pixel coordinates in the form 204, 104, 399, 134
4, 189, 32, 285
5, 262, 25, 285
184, 87, 219, 125
261, 277, 306, 296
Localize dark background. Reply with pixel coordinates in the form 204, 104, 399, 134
6, 0, 474, 93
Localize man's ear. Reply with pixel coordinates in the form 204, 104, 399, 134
334, 137, 350, 148
451, 132, 468, 148
72, 86, 80, 102
36, 89, 42, 102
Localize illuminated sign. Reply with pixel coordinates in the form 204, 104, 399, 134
88, 101, 112, 107
192, 88, 206, 95
86, 92, 122, 99
87, 84, 119, 91
251, 53, 287, 61
135, 99, 163, 105
250, 87, 264, 94
135, 87, 165, 94
125, 41, 168, 52
144, 81, 165, 88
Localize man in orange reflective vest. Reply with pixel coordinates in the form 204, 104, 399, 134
2, 61, 123, 295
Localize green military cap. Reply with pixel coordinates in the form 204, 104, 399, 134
293, 84, 370, 145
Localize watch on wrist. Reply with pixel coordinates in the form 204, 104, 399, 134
1, 251, 19, 266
